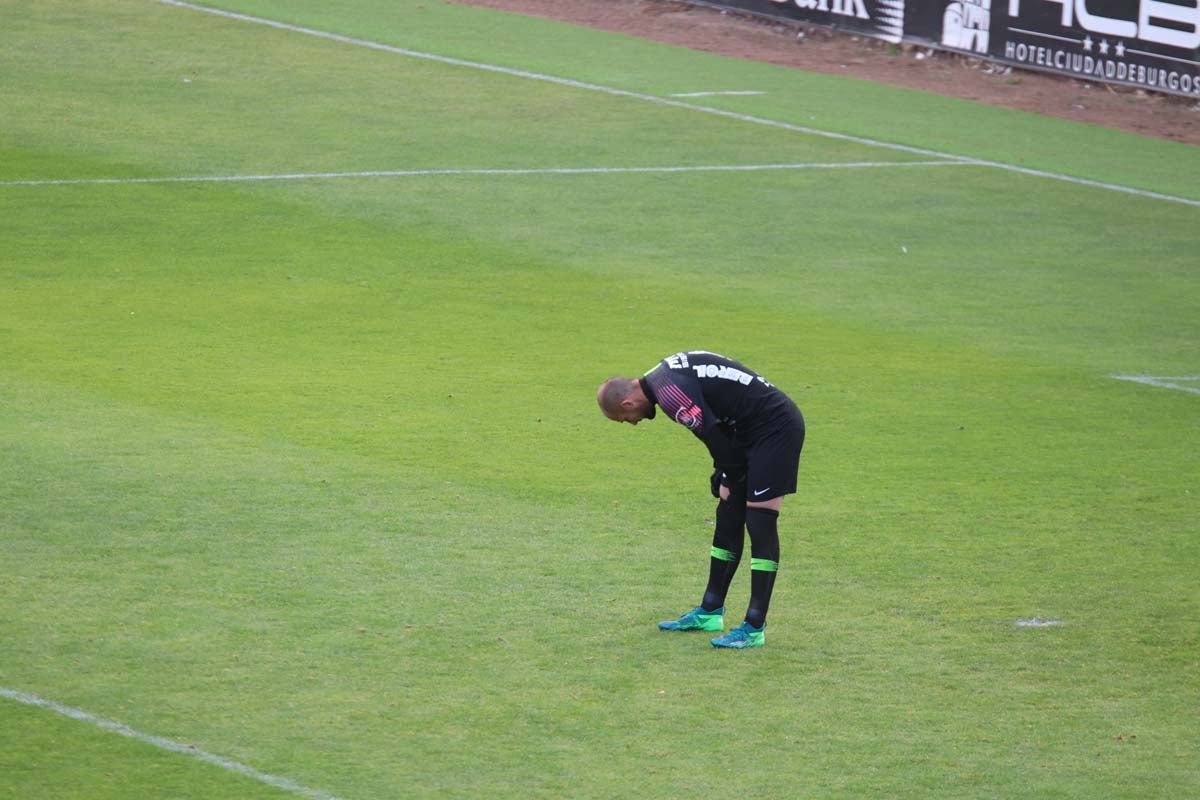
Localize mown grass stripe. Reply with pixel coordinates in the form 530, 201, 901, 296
154, 0, 1200, 207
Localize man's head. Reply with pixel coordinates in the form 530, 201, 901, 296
597, 377, 656, 425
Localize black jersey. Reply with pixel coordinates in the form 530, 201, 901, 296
639, 351, 802, 468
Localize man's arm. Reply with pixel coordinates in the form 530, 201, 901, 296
647, 368, 740, 466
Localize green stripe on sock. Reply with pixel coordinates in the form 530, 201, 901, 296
711, 546, 738, 562
751, 557, 779, 572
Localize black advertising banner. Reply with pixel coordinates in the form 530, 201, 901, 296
694, 0, 1200, 97
920, 0, 1200, 97
694, 0, 907, 42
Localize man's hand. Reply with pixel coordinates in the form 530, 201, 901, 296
710, 469, 723, 499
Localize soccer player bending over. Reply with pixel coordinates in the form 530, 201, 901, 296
597, 350, 805, 649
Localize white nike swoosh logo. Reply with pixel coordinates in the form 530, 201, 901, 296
753, 488, 771, 496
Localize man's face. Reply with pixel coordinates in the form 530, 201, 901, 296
606, 396, 654, 425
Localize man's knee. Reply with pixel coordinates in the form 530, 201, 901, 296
745, 506, 780, 560
746, 495, 784, 512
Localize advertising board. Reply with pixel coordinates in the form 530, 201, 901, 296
695, 0, 1200, 96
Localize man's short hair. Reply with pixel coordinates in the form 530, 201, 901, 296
597, 377, 636, 414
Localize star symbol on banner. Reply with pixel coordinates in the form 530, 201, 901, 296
1099, 39, 1110, 55
1082, 35, 1094, 51
1115, 41, 1126, 57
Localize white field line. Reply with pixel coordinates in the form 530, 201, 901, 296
0, 687, 346, 800
151, 0, 1200, 209
671, 90, 766, 96
1111, 375, 1200, 395
0, 160, 969, 187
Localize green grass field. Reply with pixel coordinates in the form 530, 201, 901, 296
2, 1, 1197, 797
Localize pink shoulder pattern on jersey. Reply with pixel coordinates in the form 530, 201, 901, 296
657, 383, 703, 430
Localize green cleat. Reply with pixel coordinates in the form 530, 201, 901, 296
658, 606, 724, 632
711, 621, 765, 649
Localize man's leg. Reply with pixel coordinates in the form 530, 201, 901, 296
744, 505, 780, 628
711, 495, 783, 649
713, 416, 802, 649
659, 479, 745, 632
701, 489, 746, 612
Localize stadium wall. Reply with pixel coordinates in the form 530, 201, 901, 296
685, 0, 1200, 97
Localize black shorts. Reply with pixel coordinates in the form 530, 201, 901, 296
720, 408, 805, 502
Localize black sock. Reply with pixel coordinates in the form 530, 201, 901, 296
745, 507, 780, 628
701, 498, 744, 612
